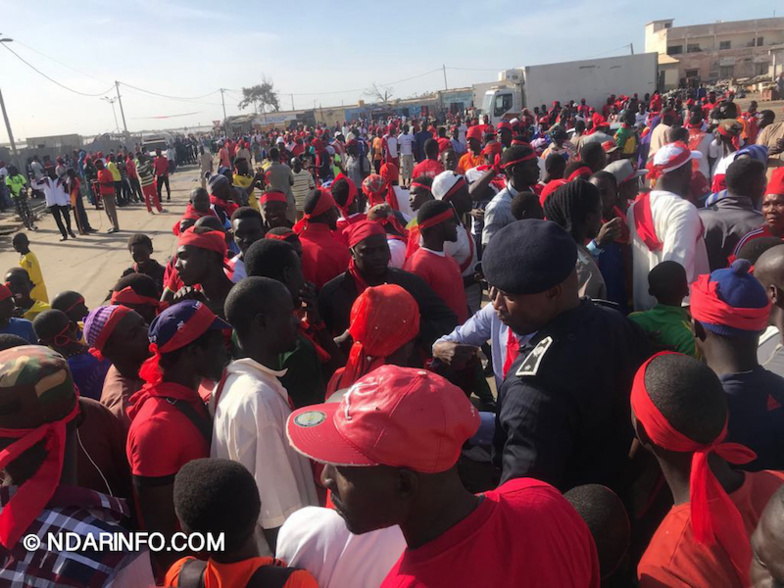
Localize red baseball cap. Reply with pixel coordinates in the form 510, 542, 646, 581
0, 284, 11, 302
768, 167, 784, 196
286, 365, 480, 473
466, 126, 484, 141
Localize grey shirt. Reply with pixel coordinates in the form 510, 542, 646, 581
482, 183, 518, 246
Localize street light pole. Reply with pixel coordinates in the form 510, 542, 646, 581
0, 36, 19, 168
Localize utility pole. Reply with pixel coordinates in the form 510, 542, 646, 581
114, 81, 128, 134
101, 96, 120, 133
442, 65, 448, 91
630, 43, 635, 54
290, 93, 294, 110
220, 88, 228, 132
0, 88, 19, 168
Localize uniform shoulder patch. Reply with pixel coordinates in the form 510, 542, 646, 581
515, 336, 553, 377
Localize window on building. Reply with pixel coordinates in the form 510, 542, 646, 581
667, 45, 683, 55
664, 22, 672, 28
687, 44, 701, 53
720, 65, 734, 79
757, 37, 764, 46
757, 63, 769, 76
685, 69, 700, 78
719, 40, 731, 50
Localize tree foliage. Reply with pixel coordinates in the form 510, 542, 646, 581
238, 78, 280, 113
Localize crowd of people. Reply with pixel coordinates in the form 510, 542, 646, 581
3, 84, 784, 587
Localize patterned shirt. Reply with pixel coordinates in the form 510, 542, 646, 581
136, 161, 155, 187
0, 485, 152, 587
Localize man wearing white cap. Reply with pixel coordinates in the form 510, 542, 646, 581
627, 141, 709, 310
431, 171, 481, 313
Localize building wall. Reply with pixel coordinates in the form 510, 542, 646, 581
645, 17, 784, 84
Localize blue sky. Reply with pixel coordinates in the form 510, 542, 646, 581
0, 0, 779, 139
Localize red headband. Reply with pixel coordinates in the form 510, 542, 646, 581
717, 125, 737, 138
502, 152, 537, 169
333, 173, 357, 214
441, 177, 467, 202
631, 352, 756, 582
347, 220, 386, 249
293, 190, 337, 234
265, 230, 296, 242
690, 275, 771, 332
260, 191, 288, 206
567, 166, 593, 182
646, 149, 692, 181
418, 209, 456, 231
62, 296, 85, 314
0, 399, 81, 548
88, 306, 132, 360
178, 229, 228, 257
111, 287, 161, 310
138, 303, 219, 385
410, 181, 431, 192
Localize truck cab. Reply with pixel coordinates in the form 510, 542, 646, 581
483, 86, 522, 126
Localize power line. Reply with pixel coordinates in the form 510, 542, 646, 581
583, 43, 633, 60
119, 82, 221, 102
0, 42, 114, 97
13, 40, 112, 85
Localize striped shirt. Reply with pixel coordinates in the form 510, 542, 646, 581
291, 169, 315, 211
733, 224, 779, 258
136, 160, 155, 187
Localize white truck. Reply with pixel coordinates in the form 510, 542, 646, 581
479, 53, 658, 125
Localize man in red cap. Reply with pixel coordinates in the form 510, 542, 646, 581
295, 189, 351, 289
496, 120, 513, 149
318, 220, 457, 351
457, 126, 485, 175
174, 225, 234, 318
734, 167, 784, 256
0, 283, 36, 343
286, 366, 600, 587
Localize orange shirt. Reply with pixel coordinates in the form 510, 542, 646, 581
404, 248, 468, 323
372, 137, 384, 161
457, 152, 485, 175
165, 556, 318, 588
638, 470, 784, 588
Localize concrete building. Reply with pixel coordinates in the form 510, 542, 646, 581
645, 17, 784, 89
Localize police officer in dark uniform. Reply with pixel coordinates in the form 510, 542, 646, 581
485, 219, 650, 493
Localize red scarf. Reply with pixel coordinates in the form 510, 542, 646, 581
632, 193, 662, 252
0, 400, 80, 548
632, 352, 757, 584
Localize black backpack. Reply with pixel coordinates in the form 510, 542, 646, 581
175, 557, 299, 588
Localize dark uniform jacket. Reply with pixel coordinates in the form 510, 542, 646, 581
493, 299, 649, 494
318, 268, 458, 350
699, 195, 763, 271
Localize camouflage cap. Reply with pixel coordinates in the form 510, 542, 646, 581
0, 345, 77, 431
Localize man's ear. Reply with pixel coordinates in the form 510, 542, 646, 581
692, 318, 706, 342
770, 285, 781, 308
396, 468, 419, 501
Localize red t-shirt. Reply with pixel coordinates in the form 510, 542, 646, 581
436, 137, 451, 153
638, 470, 784, 588
381, 478, 599, 587
403, 249, 468, 323
411, 159, 445, 180
299, 223, 351, 289
96, 168, 116, 196
154, 156, 169, 177
126, 382, 211, 481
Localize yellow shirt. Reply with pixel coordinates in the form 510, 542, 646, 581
23, 299, 50, 322
19, 251, 48, 303
107, 161, 121, 182
233, 173, 256, 210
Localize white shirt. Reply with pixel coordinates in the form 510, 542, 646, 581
444, 224, 478, 278
458, 123, 468, 145
385, 135, 398, 158
230, 254, 246, 283
41, 177, 69, 207
211, 358, 319, 554
388, 237, 406, 269
688, 131, 714, 178
391, 186, 413, 222
397, 133, 415, 157
627, 189, 709, 310
277, 507, 406, 588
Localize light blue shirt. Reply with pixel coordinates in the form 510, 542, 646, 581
434, 304, 533, 390
482, 182, 518, 246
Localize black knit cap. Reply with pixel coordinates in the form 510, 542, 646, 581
483, 219, 577, 295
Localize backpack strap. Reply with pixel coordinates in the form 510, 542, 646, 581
175, 557, 207, 588
246, 560, 298, 588
164, 397, 213, 445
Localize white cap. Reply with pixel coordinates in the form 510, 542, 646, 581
432, 171, 466, 201
652, 142, 702, 174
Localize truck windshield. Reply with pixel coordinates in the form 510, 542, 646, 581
481, 93, 493, 116
494, 93, 513, 117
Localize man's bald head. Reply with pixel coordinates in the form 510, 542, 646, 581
754, 244, 784, 292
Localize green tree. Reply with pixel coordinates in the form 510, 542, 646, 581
238, 78, 280, 113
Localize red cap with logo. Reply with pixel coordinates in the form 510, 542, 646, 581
286, 365, 480, 473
